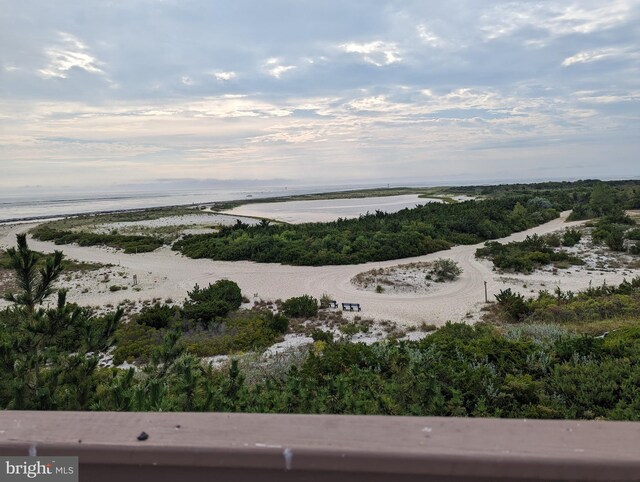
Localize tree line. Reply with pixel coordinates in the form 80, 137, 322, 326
174, 197, 559, 265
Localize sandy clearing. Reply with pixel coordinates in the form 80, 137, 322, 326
221, 194, 443, 224
94, 213, 260, 233
1, 212, 637, 326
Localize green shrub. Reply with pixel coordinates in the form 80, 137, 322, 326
265, 311, 289, 334
339, 323, 364, 336
626, 228, 640, 240
495, 288, 531, 321
112, 322, 164, 365
606, 229, 625, 251
562, 229, 582, 247
430, 258, 462, 282
31, 226, 163, 253
311, 329, 334, 343
476, 235, 583, 273
545, 234, 561, 247
183, 280, 243, 328
136, 303, 177, 329
593, 219, 633, 252
182, 312, 282, 357
282, 295, 318, 318
173, 196, 559, 266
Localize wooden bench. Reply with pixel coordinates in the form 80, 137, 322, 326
328, 300, 338, 309
342, 303, 361, 312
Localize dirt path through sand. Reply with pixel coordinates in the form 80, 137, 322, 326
2, 212, 628, 325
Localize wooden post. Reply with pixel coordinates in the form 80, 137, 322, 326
484, 281, 488, 303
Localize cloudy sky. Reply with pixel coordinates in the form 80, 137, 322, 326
1, 0, 639, 191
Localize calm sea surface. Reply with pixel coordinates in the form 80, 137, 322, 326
0, 183, 380, 223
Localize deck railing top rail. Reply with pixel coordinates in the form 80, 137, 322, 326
1, 412, 639, 481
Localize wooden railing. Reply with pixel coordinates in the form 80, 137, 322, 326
1, 412, 639, 481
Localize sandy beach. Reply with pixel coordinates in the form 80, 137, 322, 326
3, 205, 636, 326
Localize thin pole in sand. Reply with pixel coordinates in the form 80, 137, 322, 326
484, 281, 488, 303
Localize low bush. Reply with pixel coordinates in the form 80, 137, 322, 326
265, 311, 289, 334
476, 235, 583, 273
31, 226, 163, 253
311, 329, 334, 343
282, 295, 318, 318
182, 312, 283, 357
136, 303, 178, 329
495, 288, 531, 321
183, 280, 243, 328
562, 229, 582, 247
626, 228, 640, 240
430, 258, 462, 282
112, 322, 164, 365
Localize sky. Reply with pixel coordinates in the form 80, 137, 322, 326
0, 0, 639, 191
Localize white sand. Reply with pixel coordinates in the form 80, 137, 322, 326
94, 213, 260, 233
1, 211, 638, 326
221, 194, 443, 223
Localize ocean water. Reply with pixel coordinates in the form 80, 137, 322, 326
0, 183, 380, 223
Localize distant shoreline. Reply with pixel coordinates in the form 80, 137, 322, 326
0, 186, 450, 225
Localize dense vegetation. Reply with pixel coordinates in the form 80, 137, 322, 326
588, 211, 638, 253
3, 224, 640, 419
26, 180, 640, 261
476, 234, 584, 273
175, 197, 559, 265
492, 277, 640, 326
31, 225, 164, 253
282, 295, 319, 318
113, 280, 287, 364
0, 235, 121, 409
449, 179, 640, 214
79, 320, 636, 418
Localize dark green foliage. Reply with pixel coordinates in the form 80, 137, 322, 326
136, 303, 178, 329
112, 321, 163, 365
605, 229, 626, 251
4, 255, 640, 419
495, 288, 531, 321
282, 295, 318, 318
562, 229, 582, 247
181, 311, 283, 357
3, 234, 64, 313
97, 320, 640, 419
626, 228, 640, 240
183, 280, 242, 328
264, 311, 289, 334
31, 225, 163, 253
0, 235, 121, 409
591, 216, 636, 252
494, 278, 640, 325
311, 329, 334, 343
476, 234, 584, 273
545, 233, 561, 247
174, 197, 559, 265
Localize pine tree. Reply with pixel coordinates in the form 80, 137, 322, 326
0, 234, 122, 409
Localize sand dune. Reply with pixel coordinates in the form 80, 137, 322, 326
1, 211, 635, 326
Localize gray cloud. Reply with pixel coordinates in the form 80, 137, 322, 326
0, 0, 638, 189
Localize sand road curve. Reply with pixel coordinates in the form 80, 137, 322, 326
0, 211, 617, 326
